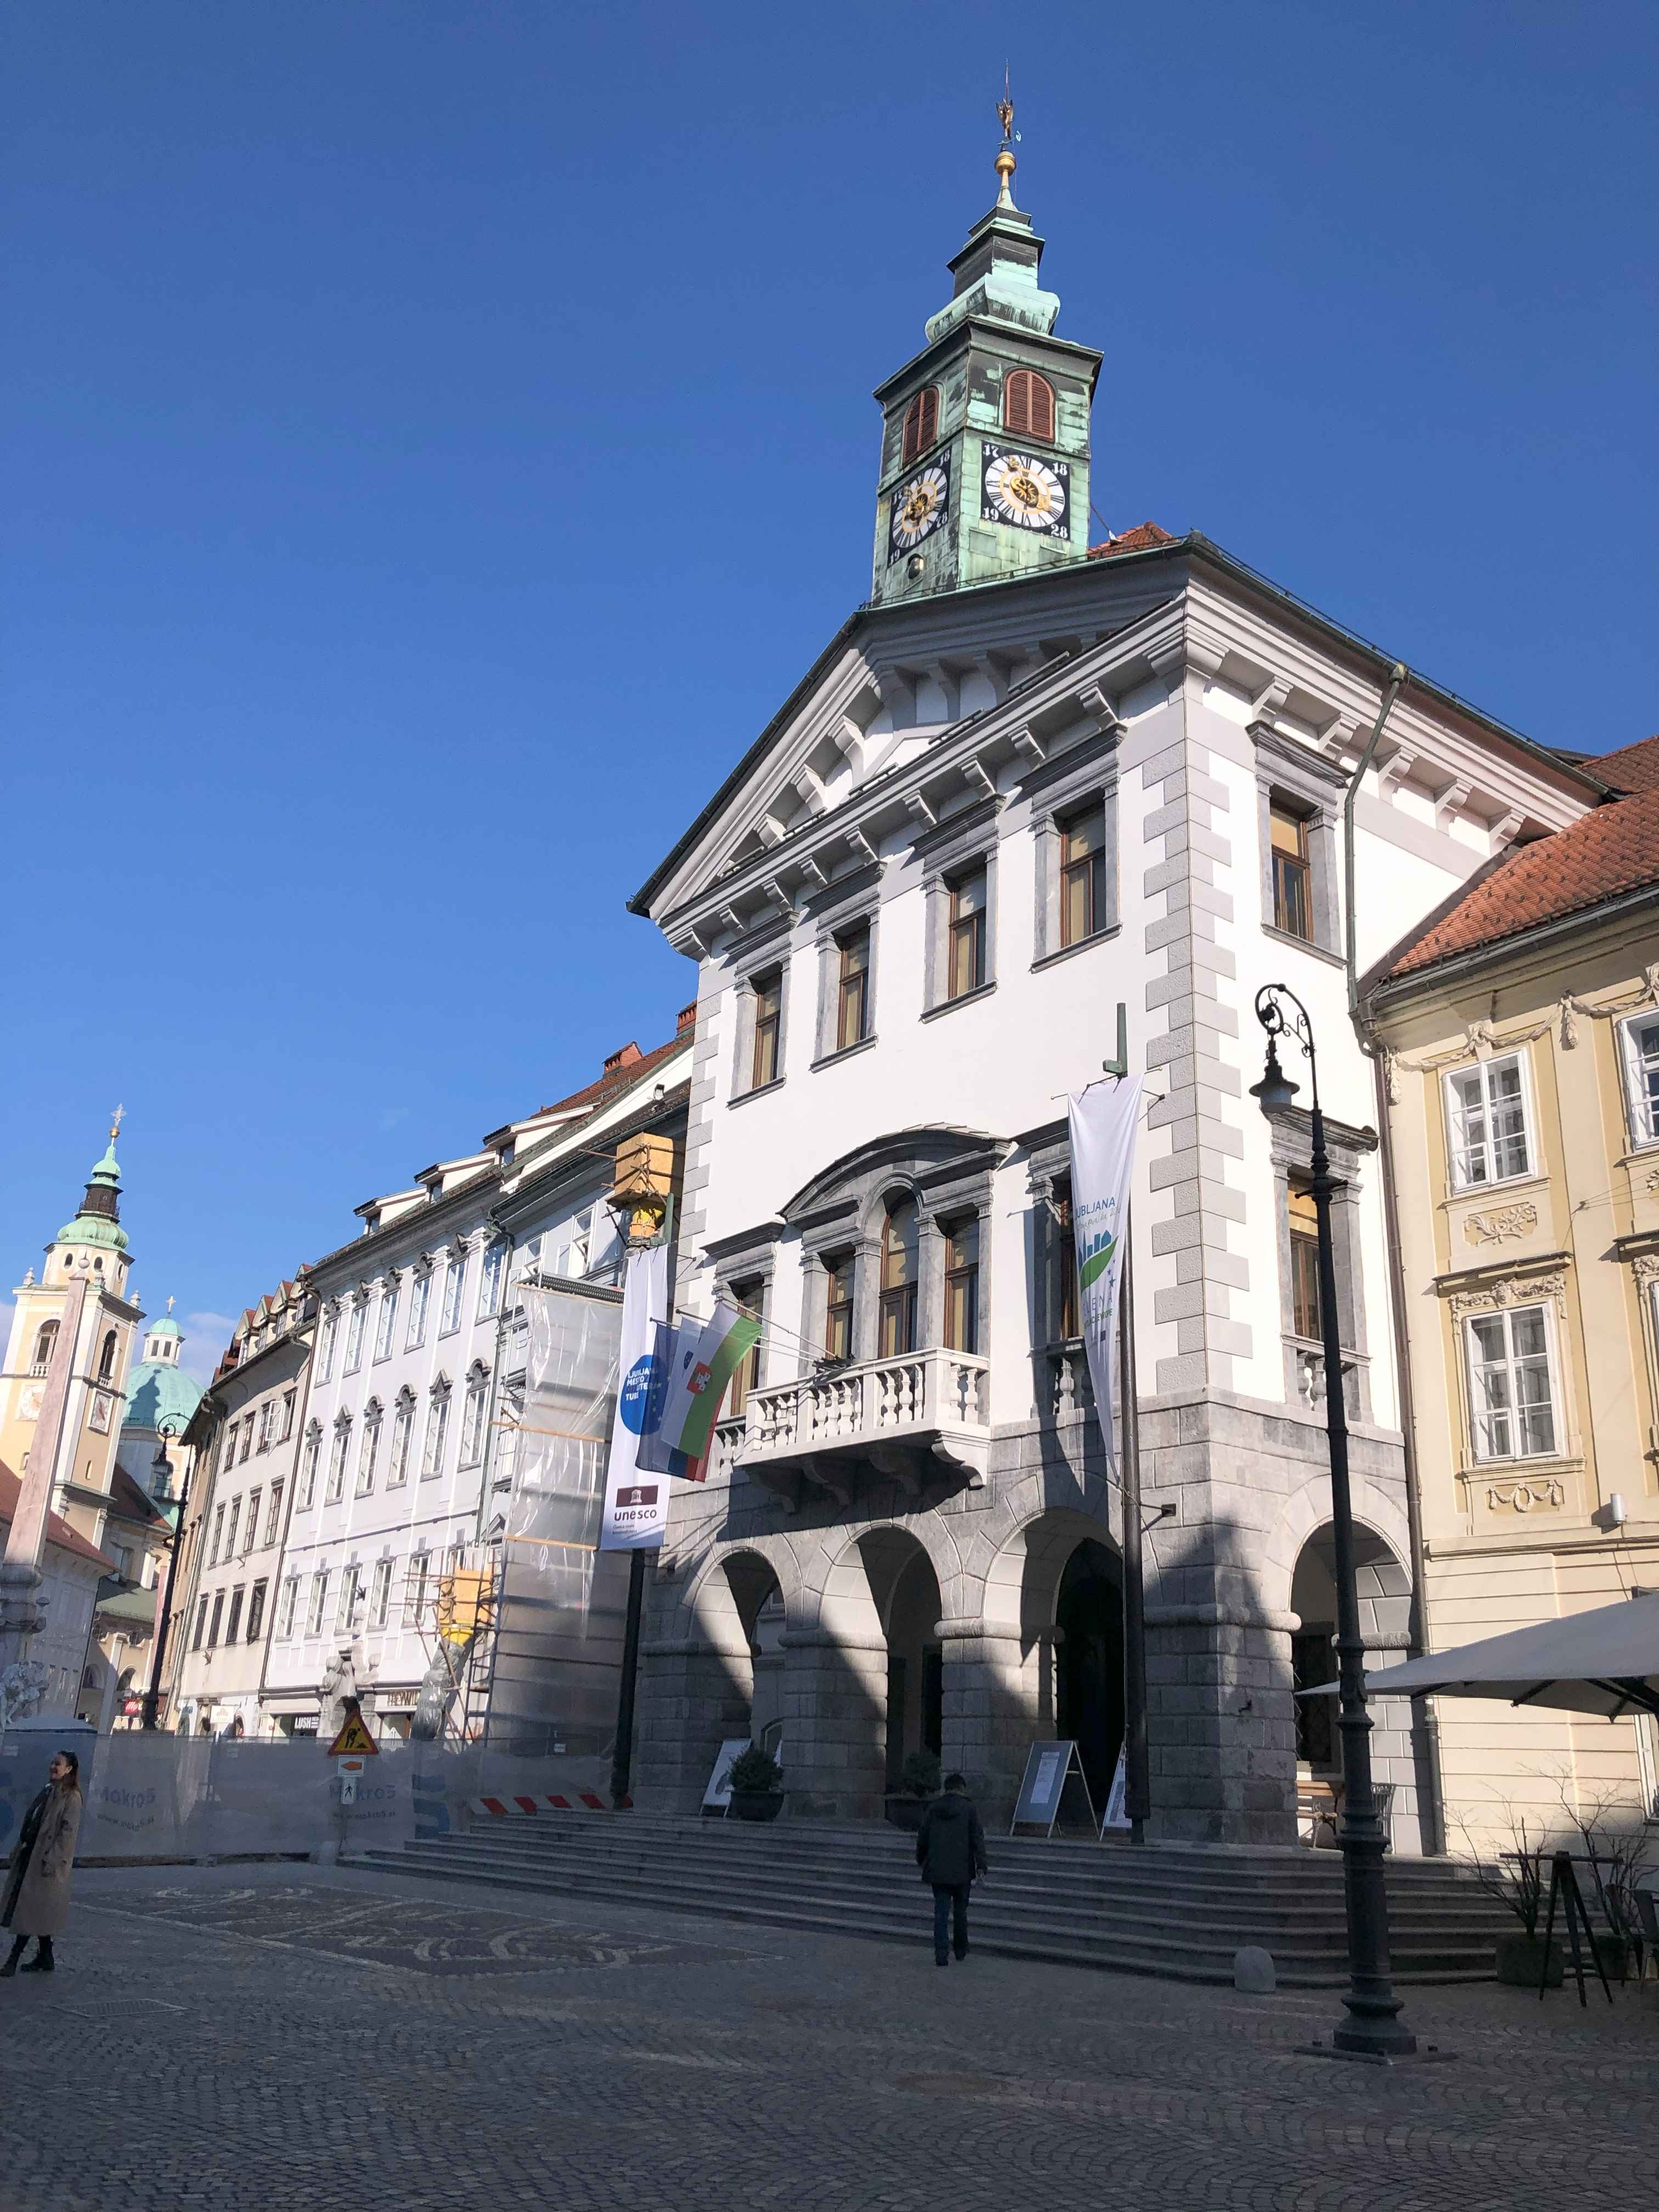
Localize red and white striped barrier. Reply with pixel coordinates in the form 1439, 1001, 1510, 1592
465, 1791, 608, 1817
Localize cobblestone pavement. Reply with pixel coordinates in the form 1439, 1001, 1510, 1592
1, 1859, 1653, 2211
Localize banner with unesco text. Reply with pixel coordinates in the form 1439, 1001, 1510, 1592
1066, 1074, 1143, 1435
599, 1242, 671, 1551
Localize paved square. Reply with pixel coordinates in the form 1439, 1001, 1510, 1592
0, 1859, 1652, 2212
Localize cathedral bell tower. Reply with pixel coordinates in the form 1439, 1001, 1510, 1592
870, 100, 1102, 607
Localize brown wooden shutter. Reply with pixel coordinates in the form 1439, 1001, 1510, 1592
902, 386, 939, 464
1004, 370, 1054, 443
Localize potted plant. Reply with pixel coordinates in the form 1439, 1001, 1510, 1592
725, 1743, 785, 1822
1455, 1809, 1561, 1987
884, 1750, 941, 1831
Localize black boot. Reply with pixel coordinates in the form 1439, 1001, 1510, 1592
0, 1936, 25, 1978
19, 1938, 54, 1973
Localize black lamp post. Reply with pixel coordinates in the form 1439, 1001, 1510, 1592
1250, 984, 1415, 2060
141, 1427, 189, 1734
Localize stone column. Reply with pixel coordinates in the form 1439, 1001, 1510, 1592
636, 1634, 753, 1812
778, 1628, 888, 1819
938, 1616, 1030, 1828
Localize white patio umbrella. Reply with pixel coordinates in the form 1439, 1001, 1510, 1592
1301, 1590, 1659, 1720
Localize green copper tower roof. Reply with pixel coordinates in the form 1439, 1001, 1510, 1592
57, 1121, 130, 1253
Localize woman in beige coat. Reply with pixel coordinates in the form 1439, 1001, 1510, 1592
2, 1749, 83, 1976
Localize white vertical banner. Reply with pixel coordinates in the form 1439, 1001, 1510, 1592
1066, 1075, 1143, 1435
599, 1243, 670, 1552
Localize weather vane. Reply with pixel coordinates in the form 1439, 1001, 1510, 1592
110, 1102, 125, 1142
997, 69, 1015, 145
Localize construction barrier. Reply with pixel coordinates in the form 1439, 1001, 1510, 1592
465, 1790, 608, 1818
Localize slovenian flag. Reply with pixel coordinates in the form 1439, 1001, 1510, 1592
655, 1297, 763, 1465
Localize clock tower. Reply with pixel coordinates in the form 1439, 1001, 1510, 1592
871, 110, 1102, 607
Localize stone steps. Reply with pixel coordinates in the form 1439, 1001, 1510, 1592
356, 1811, 1505, 1987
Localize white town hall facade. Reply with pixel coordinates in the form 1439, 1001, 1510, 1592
628, 141, 1610, 1843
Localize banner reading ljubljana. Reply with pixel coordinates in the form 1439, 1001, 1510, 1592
1066, 1074, 1143, 1433
600, 1242, 671, 1551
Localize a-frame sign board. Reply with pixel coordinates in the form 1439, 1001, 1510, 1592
1009, 1740, 1097, 1838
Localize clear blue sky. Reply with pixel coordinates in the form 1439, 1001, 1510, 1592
5, 2, 1655, 1379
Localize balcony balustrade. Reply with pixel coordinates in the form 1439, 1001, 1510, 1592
724, 1346, 990, 1506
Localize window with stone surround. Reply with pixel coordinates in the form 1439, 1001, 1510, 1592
389, 1389, 415, 1488
300, 1423, 321, 1508
1028, 740, 1119, 966
1444, 1053, 1531, 1189
1267, 1111, 1373, 1420
1252, 727, 1342, 955
1465, 1304, 1558, 1462
223, 1583, 242, 1645
407, 1266, 432, 1349
308, 1570, 329, 1636
277, 1576, 298, 1640
327, 1414, 351, 1504
836, 924, 871, 1051
374, 1280, 400, 1362
727, 1278, 766, 1414
343, 1297, 368, 1375
317, 1306, 339, 1381
946, 870, 988, 1001
879, 1198, 921, 1356
246, 1578, 267, 1643
356, 1401, 382, 1494
824, 1251, 855, 1361
751, 968, 783, 1089
370, 1558, 394, 1630
943, 1216, 981, 1354
1618, 1013, 1659, 1147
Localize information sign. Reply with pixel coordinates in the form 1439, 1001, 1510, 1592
1009, 1740, 1098, 1838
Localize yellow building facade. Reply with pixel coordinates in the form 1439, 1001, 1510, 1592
1370, 742, 1659, 1848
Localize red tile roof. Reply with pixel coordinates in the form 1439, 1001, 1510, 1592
535, 1026, 689, 1120
1380, 785, 1659, 979
1087, 521, 1177, 560
0, 1462, 116, 1571
1590, 734, 1659, 794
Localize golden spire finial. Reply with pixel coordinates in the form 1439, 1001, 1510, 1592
110, 1102, 125, 1142
995, 69, 1018, 210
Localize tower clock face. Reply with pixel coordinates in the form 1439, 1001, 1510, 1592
980, 443, 1071, 538
888, 460, 951, 561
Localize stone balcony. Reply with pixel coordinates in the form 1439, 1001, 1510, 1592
714, 1347, 991, 1508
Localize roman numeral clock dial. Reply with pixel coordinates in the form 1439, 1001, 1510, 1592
980, 442, 1070, 538
888, 460, 951, 562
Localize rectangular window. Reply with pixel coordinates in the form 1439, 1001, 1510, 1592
824, 1254, 854, 1361
371, 1559, 393, 1630
208, 1504, 225, 1567
245, 1490, 262, 1554
1288, 1183, 1323, 1340
278, 1577, 298, 1640
727, 1280, 765, 1415
239, 1422, 253, 1464
879, 1200, 920, 1358
264, 1483, 284, 1547
256, 1401, 275, 1453
225, 1586, 246, 1646
300, 1431, 320, 1508
1620, 1014, 1659, 1145
1446, 1054, 1530, 1187
422, 1392, 450, 1480
943, 1217, 980, 1353
317, 1310, 338, 1383
308, 1571, 329, 1635
1055, 1181, 1079, 1341
405, 1550, 431, 1627
407, 1270, 432, 1349
246, 1579, 267, 1643
836, 926, 870, 1052
1059, 804, 1107, 948
374, 1286, 399, 1362
440, 1256, 466, 1335
206, 1591, 224, 1649
337, 1567, 365, 1634
389, 1400, 414, 1488
221, 1422, 239, 1472
192, 1595, 209, 1652
751, 969, 782, 1089
280, 1389, 297, 1442
326, 1423, 349, 1504
478, 1240, 506, 1321
1270, 802, 1312, 940
460, 1378, 489, 1468
947, 868, 987, 1000
343, 1302, 367, 1373
356, 1415, 381, 1496
1467, 1305, 1558, 1461
224, 1497, 241, 1559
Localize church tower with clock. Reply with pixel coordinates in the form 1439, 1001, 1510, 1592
871, 111, 1102, 607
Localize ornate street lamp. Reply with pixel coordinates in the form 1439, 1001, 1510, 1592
140, 1424, 189, 1733
1250, 984, 1415, 2060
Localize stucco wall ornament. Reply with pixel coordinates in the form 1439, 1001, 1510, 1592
1632, 1252, 1659, 1287
1464, 1203, 1539, 1246
1485, 1477, 1565, 1514
1448, 1269, 1568, 1322
1393, 1018, 1551, 1081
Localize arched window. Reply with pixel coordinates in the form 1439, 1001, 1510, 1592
98, 1329, 118, 1380
29, 1322, 58, 1378
879, 1198, 920, 1358
1003, 369, 1054, 443
901, 386, 939, 465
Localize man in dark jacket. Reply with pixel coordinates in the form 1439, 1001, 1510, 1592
915, 1771, 989, 1966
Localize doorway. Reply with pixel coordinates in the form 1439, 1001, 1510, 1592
1055, 1538, 1124, 1814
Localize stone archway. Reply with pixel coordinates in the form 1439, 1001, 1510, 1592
1055, 1539, 1124, 1814
1287, 1518, 1420, 1850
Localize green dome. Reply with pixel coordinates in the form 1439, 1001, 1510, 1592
145, 1316, 183, 1341
123, 1358, 202, 1437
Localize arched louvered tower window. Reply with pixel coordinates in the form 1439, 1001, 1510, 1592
900, 386, 940, 464
1003, 369, 1055, 442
